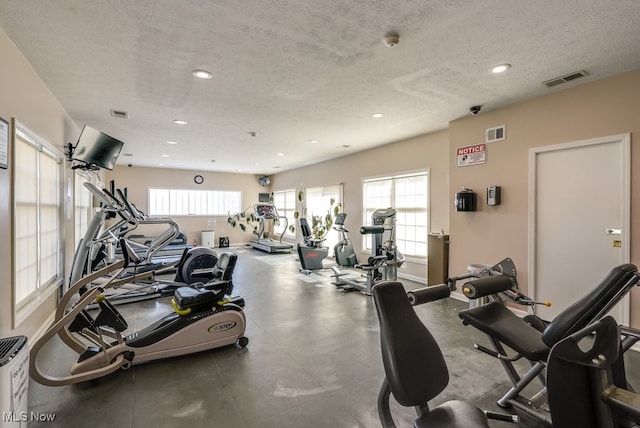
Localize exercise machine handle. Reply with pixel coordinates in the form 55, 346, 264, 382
407, 284, 451, 306
360, 226, 385, 234
462, 275, 514, 299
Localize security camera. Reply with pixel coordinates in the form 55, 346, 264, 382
469, 105, 482, 115
128, 164, 133, 168
384, 33, 400, 48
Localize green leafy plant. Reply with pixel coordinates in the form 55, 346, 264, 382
291, 189, 341, 243
227, 208, 259, 236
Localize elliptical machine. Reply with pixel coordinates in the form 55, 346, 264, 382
30, 239, 248, 387
332, 213, 358, 267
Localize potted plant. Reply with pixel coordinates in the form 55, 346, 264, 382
291, 189, 341, 245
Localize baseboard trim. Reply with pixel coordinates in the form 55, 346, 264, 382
397, 272, 427, 285
31, 310, 56, 345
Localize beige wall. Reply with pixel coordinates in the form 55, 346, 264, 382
105, 166, 269, 247
0, 27, 79, 338
3, 19, 640, 340
448, 69, 640, 328
271, 129, 450, 282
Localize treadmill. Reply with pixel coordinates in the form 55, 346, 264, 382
250, 204, 293, 253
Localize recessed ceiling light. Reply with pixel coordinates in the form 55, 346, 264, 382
491, 63, 511, 74
161, 154, 169, 158
254, 162, 260, 166
159, 163, 165, 167
308, 139, 318, 144
192, 69, 213, 79
123, 153, 133, 157
371, 113, 384, 118
337, 145, 351, 149
173, 119, 188, 125
277, 152, 285, 157
273, 166, 281, 169
166, 141, 177, 145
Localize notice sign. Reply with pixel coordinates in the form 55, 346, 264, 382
457, 143, 486, 167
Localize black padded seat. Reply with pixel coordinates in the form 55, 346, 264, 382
459, 263, 639, 363
373, 281, 490, 427
210, 252, 237, 282
459, 301, 550, 361
174, 286, 220, 311
415, 400, 489, 428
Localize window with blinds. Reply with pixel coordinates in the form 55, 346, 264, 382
362, 172, 428, 258
272, 189, 296, 238
304, 184, 343, 251
148, 188, 242, 216
74, 172, 93, 248
13, 121, 63, 321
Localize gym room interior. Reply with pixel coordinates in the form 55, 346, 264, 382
1, 1, 640, 427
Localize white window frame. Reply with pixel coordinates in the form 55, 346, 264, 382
74, 171, 94, 249
148, 187, 242, 216
362, 171, 429, 260
272, 189, 296, 239
12, 120, 64, 327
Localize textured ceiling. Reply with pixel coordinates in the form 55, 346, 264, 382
1, 0, 639, 174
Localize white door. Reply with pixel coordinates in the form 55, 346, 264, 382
529, 134, 630, 323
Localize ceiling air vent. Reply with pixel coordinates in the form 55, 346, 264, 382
486, 125, 505, 143
110, 109, 129, 119
542, 70, 589, 88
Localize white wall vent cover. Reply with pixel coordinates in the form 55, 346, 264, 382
110, 109, 129, 119
486, 125, 505, 143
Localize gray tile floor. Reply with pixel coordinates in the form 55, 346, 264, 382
28, 247, 639, 427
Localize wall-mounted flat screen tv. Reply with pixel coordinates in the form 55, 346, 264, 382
72, 125, 124, 170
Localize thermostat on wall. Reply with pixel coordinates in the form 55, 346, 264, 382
487, 185, 501, 206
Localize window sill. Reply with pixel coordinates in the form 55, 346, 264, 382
14, 280, 61, 329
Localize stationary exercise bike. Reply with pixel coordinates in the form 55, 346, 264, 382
30, 239, 248, 387
332, 213, 358, 267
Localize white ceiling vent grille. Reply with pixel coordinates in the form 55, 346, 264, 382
486, 125, 505, 143
542, 70, 589, 88
110, 109, 129, 119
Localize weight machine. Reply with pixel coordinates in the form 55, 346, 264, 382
332, 208, 404, 295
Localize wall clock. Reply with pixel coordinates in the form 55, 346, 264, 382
258, 175, 271, 186
194, 174, 204, 184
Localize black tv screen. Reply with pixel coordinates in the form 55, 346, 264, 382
72, 125, 124, 170
258, 193, 271, 203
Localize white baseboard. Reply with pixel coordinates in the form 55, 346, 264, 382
30, 310, 56, 345
397, 272, 427, 285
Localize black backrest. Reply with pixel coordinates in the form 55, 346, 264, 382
547, 316, 621, 428
542, 264, 638, 347
211, 252, 238, 281
373, 281, 449, 407
299, 218, 312, 240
